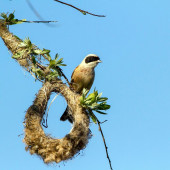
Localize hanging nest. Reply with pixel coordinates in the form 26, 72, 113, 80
0, 22, 90, 164
23, 81, 90, 163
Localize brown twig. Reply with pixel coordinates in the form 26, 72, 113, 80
41, 54, 50, 61
26, 0, 57, 26
56, 66, 71, 86
88, 109, 112, 169
100, 120, 108, 124
54, 0, 106, 17
26, 0, 44, 21
96, 119, 113, 170
35, 62, 46, 70
97, 119, 113, 170
18, 20, 57, 23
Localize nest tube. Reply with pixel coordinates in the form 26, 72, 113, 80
24, 81, 90, 163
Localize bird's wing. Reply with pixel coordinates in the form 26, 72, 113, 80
70, 65, 79, 84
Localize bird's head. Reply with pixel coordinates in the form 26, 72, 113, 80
81, 54, 102, 68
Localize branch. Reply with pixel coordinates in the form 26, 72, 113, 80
54, 0, 106, 17
86, 108, 112, 169
26, 0, 46, 21
56, 66, 71, 86
18, 20, 57, 23
0, 22, 70, 85
26, 0, 58, 26
97, 119, 113, 170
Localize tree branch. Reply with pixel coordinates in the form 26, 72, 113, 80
54, 0, 106, 17
97, 119, 113, 170
18, 20, 57, 23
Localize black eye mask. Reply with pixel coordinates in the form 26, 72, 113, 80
85, 56, 100, 63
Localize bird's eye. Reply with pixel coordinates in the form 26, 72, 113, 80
85, 56, 100, 63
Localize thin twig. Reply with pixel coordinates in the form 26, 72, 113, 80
89, 110, 113, 170
54, 0, 106, 17
42, 93, 60, 128
97, 119, 113, 170
18, 133, 24, 137
26, 0, 57, 26
26, 0, 45, 21
41, 54, 50, 61
56, 66, 70, 86
18, 20, 57, 23
100, 120, 108, 124
36, 62, 46, 70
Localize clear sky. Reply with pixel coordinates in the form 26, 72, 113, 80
1, 0, 170, 170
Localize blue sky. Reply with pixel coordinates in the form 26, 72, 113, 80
1, 0, 170, 170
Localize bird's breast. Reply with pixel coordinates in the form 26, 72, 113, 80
71, 67, 95, 93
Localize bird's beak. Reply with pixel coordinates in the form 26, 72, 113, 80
97, 60, 102, 63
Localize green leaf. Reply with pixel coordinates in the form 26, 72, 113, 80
81, 11, 86, 15
88, 110, 97, 124
41, 49, 50, 54
32, 56, 36, 65
19, 38, 32, 48
55, 53, 59, 60
97, 97, 108, 102
19, 42, 27, 48
13, 35, 21, 41
82, 88, 89, 97
33, 49, 43, 55
8, 13, 14, 21
95, 110, 107, 115
12, 51, 25, 59
24, 38, 32, 47
56, 57, 63, 63
97, 103, 111, 110
85, 93, 96, 103
49, 60, 56, 68
1, 13, 7, 19
46, 54, 51, 61
79, 96, 85, 105
97, 92, 102, 98
36, 69, 45, 78
57, 63, 67, 66
46, 71, 59, 80
31, 66, 45, 80
12, 19, 26, 24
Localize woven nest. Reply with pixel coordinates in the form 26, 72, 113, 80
23, 81, 90, 163
0, 23, 90, 164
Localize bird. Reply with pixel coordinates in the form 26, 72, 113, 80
60, 54, 102, 123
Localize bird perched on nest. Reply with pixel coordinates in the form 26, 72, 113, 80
60, 54, 102, 123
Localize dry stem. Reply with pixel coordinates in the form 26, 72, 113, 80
54, 0, 106, 17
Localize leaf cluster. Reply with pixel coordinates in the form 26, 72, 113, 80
0, 12, 26, 25
80, 89, 110, 123
12, 38, 66, 81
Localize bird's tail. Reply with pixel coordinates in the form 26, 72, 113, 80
60, 106, 73, 123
